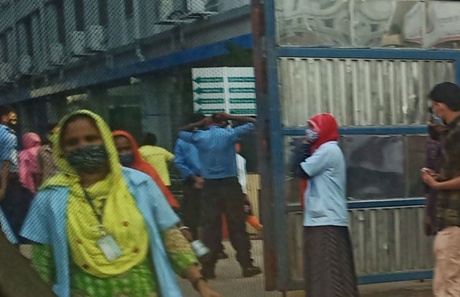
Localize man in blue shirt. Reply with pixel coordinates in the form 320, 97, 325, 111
179, 112, 261, 279
0, 105, 32, 243
174, 113, 206, 240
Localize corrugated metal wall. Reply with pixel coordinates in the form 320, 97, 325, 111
278, 58, 455, 127
288, 207, 433, 280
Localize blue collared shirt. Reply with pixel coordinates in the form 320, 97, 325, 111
173, 138, 202, 179
179, 123, 255, 179
301, 141, 349, 227
0, 124, 18, 173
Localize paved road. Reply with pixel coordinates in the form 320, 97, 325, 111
178, 240, 280, 297
177, 240, 433, 297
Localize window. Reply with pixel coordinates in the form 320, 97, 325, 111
98, 0, 108, 26
0, 33, 8, 62
23, 16, 34, 56
54, 0, 66, 43
284, 134, 426, 202
124, 0, 134, 17
74, 0, 85, 31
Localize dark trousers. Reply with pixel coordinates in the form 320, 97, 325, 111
181, 179, 202, 239
201, 177, 252, 269
0, 178, 33, 244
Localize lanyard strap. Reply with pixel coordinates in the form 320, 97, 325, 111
82, 189, 107, 228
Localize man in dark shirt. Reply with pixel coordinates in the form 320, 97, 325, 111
422, 82, 460, 296
424, 109, 447, 236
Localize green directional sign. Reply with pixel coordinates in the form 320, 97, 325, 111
229, 87, 256, 94
230, 108, 257, 115
193, 87, 224, 94
229, 98, 256, 104
228, 77, 255, 83
194, 98, 225, 104
193, 77, 224, 84
196, 108, 225, 114
193, 68, 257, 116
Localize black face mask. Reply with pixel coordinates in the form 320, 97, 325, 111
119, 153, 134, 167
65, 144, 109, 173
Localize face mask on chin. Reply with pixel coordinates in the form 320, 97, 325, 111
432, 113, 445, 127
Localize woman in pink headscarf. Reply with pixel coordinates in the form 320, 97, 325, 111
19, 132, 41, 193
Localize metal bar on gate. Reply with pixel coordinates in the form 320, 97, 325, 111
377, 62, 385, 125
282, 126, 427, 136
284, 270, 433, 290
364, 61, 372, 126
251, 0, 279, 292
285, 198, 426, 213
258, 0, 292, 291
276, 47, 460, 61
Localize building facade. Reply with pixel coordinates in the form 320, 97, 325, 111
0, 0, 252, 147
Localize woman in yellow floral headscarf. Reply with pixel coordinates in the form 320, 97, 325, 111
20, 110, 220, 297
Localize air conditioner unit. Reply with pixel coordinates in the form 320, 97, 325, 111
187, 0, 205, 13
219, 0, 249, 12
49, 42, 65, 66
69, 31, 88, 57
18, 54, 33, 76
155, 0, 189, 25
185, 0, 216, 18
86, 25, 106, 52
0, 62, 14, 83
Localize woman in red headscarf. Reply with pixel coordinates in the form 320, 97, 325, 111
112, 130, 179, 210
300, 114, 358, 297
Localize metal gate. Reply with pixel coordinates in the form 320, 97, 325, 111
253, 0, 460, 292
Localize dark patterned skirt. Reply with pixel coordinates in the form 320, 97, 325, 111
303, 226, 359, 297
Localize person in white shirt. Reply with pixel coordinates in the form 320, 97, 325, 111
235, 143, 262, 230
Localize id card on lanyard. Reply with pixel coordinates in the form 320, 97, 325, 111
83, 189, 123, 262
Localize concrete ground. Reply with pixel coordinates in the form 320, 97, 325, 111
177, 240, 433, 297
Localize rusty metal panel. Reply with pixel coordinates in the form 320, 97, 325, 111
287, 206, 433, 280
278, 58, 454, 127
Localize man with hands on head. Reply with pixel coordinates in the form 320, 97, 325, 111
179, 112, 261, 279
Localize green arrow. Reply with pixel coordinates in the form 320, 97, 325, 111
193, 87, 225, 94
229, 98, 256, 104
228, 77, 255, 83
194, 98, 225, 104
229, 87, 256, 94
193, 77, 224, 84
230, 108, 257, 115
196, 108, 225, 114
